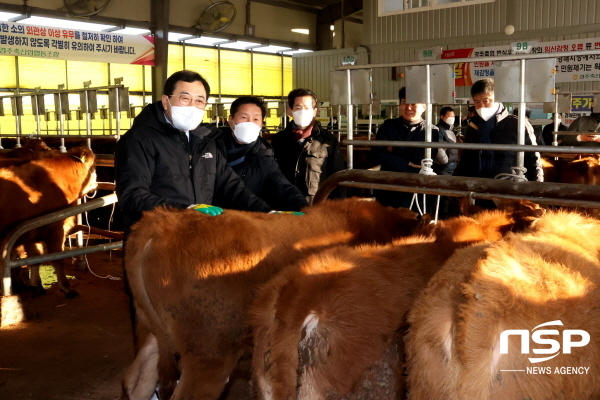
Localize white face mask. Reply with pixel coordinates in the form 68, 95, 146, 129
169, 103, 204, 132
232, 121, 261, 144
476, 103, 500, 121
445, 117, 455, 126
292, 109, 314, 128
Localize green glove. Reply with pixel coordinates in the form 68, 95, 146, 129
188, 204, 224, 216
271, 211, 305, 216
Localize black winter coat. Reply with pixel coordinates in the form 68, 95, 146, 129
271, 121, 345, 203
434, 119, 459, 175
541, 122, 567, 146
115, 102, 271, 230
453, 106, 543, 181
215, 128, 308, 211
371, 118, 442, 173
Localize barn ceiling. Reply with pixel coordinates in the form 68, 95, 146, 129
252, 0, 363, 24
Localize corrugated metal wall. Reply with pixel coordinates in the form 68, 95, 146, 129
294, 0, 600, 102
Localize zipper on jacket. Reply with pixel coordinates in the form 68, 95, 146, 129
180, 132, 197, 202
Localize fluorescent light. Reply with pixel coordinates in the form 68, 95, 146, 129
185, 36, 229, 46
111, 27, 151, 35
283, 49, 314, 55
20, 16, 115, 31
0, 12, 21, 21
168, 32, 194, 42
219, 40, 261, 50
291, 29, 309, 35
253, 45, 291, 54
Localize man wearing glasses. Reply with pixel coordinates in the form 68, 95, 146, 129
115, 70, 272, 233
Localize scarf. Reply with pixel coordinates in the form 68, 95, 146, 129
292, 120, 316, 142
223, 131, 255, 167
477, 115, 497, 177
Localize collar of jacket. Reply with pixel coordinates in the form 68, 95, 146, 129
437, 119, 451, 130
469, 104, 510, 129
289, 119, 323, 137
397, 118, 427, 130
220, 126, 261, 155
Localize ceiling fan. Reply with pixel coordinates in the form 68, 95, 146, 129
63, 0, 112, 17
197, 1, 237, 34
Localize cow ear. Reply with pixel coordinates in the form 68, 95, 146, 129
459, 197, 484, 216
73, 147, 94, 164
494, 198, 543, 215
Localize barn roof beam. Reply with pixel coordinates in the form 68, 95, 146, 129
250, 0, 320, 13
317, 0, 362, 25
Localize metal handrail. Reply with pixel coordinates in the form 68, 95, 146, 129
343, 139, 600, 154
313, 169, 600, 207
1, 193, 122, 296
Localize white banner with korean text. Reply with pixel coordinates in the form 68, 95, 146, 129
0, 21, 154, 65
442, 37, 600, 86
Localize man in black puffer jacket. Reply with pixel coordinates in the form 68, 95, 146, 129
215, 96, 308, 211
454, 78, 543, 182
371, 87, 444, 208
435, 106, 459, 175
115, 70, 272, 232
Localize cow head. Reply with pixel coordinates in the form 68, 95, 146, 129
67, 147, 97, 196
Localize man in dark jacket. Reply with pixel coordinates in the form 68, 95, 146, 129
115, 70, 272, 232
541, 113, 568, 146
435, 106, 458, 175
558, 111, 600, 148
371, 87, 443, 208
215, 96, 307, 211
271, 88, 345, 205
454, 78, 543, 182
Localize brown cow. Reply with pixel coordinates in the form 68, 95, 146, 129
0, 139, 52, 168
406, 211, 600, 400
122, 199, 424, 400
249, 207, 544, 400
542, 156, 600, 186
0, 147, 97, 297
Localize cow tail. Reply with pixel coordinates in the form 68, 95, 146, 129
251, 277, 302, 400
128, 237, 179, 400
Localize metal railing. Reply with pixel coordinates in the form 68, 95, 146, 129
343, 140, 600, 155
1, 193, 122, 296
335, 49, 600, 170
313, 169, 600, 208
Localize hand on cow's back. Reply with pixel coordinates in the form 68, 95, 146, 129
188, 204, 224, 216
269, 211, 305, 216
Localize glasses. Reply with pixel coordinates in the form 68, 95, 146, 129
169, 94, 207, 108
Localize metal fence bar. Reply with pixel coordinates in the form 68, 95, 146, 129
344, 139, 600, 154
313, 169, 600, 205
1, 193, 119, 296
339, 182, 600, 209
7, 242, 122, 269
0, 134, 119, 139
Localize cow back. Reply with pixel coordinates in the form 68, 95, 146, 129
124, 198, 422, 400
0, 147, 96, 235
406, 211, 600, 400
